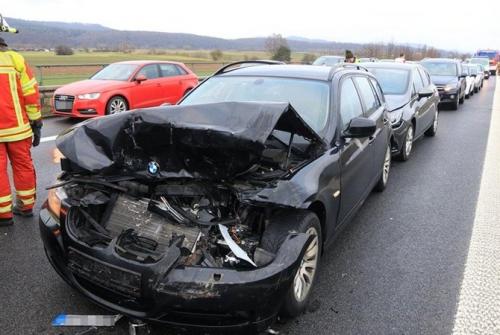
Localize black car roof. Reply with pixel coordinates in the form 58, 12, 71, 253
219, 64, 334, 81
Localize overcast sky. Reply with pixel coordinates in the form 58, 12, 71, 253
4, 0, 500, 52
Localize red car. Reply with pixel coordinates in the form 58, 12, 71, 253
52, 61, 198, 117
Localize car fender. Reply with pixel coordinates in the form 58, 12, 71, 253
245, 150, 341, 241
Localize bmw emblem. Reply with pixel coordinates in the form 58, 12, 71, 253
148, 161, 160, 175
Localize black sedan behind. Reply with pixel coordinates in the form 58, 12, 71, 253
362, 62, 440, 161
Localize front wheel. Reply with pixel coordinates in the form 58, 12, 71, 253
374, 145, 391, 192
106, 96, 128, 115
261, 211, 322, 317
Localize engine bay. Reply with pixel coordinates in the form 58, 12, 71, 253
66, 180, 277, 269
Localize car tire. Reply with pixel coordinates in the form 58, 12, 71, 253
261, 210, 322, 318
450, 97, 459, 111
374, 145, 391, 192
397, 124, 414, 161
474, 87, 478, 93
106, 96, 128, 115
424, 110, 438, 137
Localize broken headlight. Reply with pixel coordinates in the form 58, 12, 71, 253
47, 187, 67, 219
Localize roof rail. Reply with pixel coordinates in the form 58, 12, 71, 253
328, 63, 370, 79
334, 63, 370, 72
212, 60, 285, 76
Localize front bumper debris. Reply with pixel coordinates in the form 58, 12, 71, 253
39, 208, 310, 331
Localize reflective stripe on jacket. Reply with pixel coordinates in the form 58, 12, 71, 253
0, 51, 41, 142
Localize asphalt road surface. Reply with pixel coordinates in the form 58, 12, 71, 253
0, 78, 498, 335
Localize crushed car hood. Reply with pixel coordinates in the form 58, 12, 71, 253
56, 101, 324, 177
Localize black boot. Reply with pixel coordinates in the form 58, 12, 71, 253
0, 218, 14, 227
12, 205, 33, 217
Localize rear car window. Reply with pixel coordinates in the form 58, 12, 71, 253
160, 64, 185, 77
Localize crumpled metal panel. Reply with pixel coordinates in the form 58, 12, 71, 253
56, 101, 323, 175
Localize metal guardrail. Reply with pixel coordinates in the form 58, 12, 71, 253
39, 78, 208, 117
34, 62, 227, 86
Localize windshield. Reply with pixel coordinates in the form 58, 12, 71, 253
180, 76, 330, 132
421, 62, 458, 76
368, 68, 410, 95
313, 56, 343, 66
470, 58, 490, 67
91, 64, 138, 81
469, 66, 478, 74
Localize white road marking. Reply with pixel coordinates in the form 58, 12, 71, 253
452, 80, 500, 334
40, 135, 57, 143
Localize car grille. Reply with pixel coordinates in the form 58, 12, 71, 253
68, 247, 142, 299
54, 95, 75, 112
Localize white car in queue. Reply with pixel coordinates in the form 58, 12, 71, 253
462, 64, 475, 99
469, 64, 484, 93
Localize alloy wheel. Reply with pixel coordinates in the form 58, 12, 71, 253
382, 146, 391, 185
109, 98, 127, 114
293, 227, 319, 302
405, 126, 414, 158
433, 111, 438, 132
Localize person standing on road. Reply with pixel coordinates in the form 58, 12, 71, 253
345, 50, 357, 63
0, 37, 42, 226
395, 53, 406, 63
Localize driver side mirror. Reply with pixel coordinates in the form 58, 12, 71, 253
342, 117, 376, 138
135, 74, 148, 83
418, 88, 434, 99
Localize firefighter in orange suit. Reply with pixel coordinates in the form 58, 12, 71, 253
0, 37, 42, 226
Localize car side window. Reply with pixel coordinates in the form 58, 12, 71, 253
353, 77, 380, 116
340, 78, 364, 130
417, 68, 430, 86
369, 78, 385, 103
137, 64, 160, 79
412, 69, 424, 94
159, 64, 183, 77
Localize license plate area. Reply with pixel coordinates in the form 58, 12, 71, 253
55, 100, 73, 112
68, 247, 142, 298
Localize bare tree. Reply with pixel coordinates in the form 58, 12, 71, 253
265, 34, 289, 55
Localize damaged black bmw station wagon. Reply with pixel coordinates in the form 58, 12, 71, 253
39, 61, 392, 332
